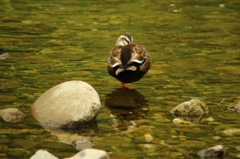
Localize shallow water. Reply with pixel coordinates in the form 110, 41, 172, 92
0, 0, 240, 158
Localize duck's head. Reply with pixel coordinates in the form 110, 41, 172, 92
116, 34, 133, 46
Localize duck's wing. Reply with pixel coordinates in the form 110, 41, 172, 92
108, 46, 123, 67
128, 44, 152, 72
107, 46, 123, 76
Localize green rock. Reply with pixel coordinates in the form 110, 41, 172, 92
171, 99, 209, 116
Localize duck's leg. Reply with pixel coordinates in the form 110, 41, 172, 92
121, 82, 126, 90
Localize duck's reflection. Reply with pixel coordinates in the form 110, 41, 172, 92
40, 121, 99, 150
105, 88, 149, 132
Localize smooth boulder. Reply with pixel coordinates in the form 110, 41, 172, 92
32, 81, 101, 129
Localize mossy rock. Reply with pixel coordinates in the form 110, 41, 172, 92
171, 99, 209, 117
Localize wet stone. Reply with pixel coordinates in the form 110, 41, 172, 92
198, 145, 226, 159
223, 128, 240, 136
0, 108, 25, 123
236, 146, 240, 151
144, 134, 153, 142
234, 102, 240, 112
171, 99, 208, 117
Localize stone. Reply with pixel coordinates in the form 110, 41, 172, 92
73, 140, 94, 150
198, 145, 226, 159
223, 128, 240, 136
172, 118, 190, 124
64, 148, 110, 159
0, 108, 25, 122
30, 150, 58, 159
171, 99, 208, 117
0, 52, 9, 59
144, 134, 153, 142
0, 48, 9, 59
236, 146, 240, 151
234, 102, 240, 112
32, 81, 101, 129
212, 136, 221, 140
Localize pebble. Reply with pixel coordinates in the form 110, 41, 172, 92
144, 134, 153, 142
0, 108, 25, 123
223, 128, 240, 136
236, 146, 240, 151
212, 136, 221, 140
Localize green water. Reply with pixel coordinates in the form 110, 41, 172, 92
0, 0, 239, 158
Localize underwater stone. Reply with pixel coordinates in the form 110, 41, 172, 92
170, 99, 208, 116
32, 80, 101, 129
144, 134, 153, 142
73, 140, 94, 151
198, 145, 226, 159
0, 108, 25, 123
64, 148, 110, 159
30, 150, 58, 159
234, 102, 240, 112
223, 128, 240, 136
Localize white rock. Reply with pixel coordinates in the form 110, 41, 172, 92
64, 148, 110, 159
0, 108, 25, 122
30, 150, 58, 159
32, 81, 101, 129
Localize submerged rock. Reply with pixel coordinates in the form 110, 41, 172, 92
0, 48, 9, 59
32, 81, 101, 129
172, 118, 191, 124
64, 148, 110, 159
223, 128, 240, 136
144, 134, 153, 142
0, 108, 25, 122
234, 102, 240, 113
40, 121, 99, 151
198, 145, 226, 159
171, 99, 208, 116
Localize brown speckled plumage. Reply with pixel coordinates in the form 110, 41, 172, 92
107, 34, 151, 84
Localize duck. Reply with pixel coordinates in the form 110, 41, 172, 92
107, 34, 152, 87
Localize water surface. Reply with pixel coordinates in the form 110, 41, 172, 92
0, 0, 239, 158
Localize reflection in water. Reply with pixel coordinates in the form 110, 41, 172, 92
105, 88, 149, 132
40, 121, 99, 150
